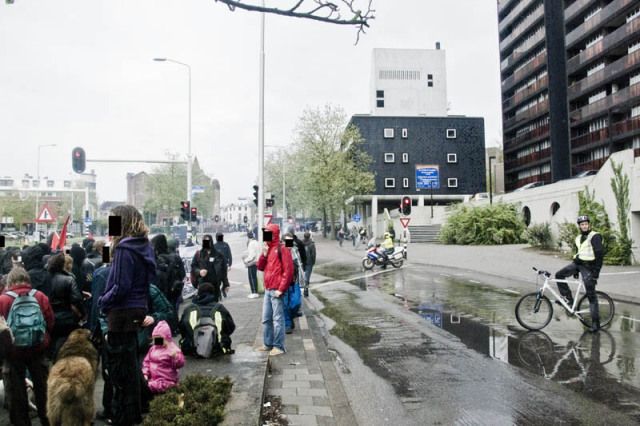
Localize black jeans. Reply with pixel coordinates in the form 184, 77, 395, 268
555, 262, 599, 322
248, 265, 258, 294
3, 354, 50, 426
107, 331, 142, 425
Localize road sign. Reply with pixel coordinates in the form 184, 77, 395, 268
353, 214, 361, 222
36, 205, 55, 223
84, 218, 93, 225
191, 186, 205, 193
416, 164, 440, 189
264, 215, 273, 225
400, 218, 411, 228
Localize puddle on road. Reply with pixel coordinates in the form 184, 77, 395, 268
314, 263, 640, 420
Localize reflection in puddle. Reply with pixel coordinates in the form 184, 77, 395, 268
315, 263, 640, 420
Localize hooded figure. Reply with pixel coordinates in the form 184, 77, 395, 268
70, 243, 95, 294
142, 320, 185, 394
22, 244, 52, 296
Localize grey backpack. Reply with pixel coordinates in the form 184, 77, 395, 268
194, 304, 221, 358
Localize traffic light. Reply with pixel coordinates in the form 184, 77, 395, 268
190, 207, 197, 222
72, 147, 86, 174
266, 194, 275, 208
252, 185, 259, 206
243, 215, 248, 223
180, 201, 190, 221
401, 196, 412, 216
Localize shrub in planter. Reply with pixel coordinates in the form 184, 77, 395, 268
142, 374, 232, 426
439, 202, 524, 245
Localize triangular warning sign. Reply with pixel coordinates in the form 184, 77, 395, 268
400, 218, 411, 228
36, 204, 56, 223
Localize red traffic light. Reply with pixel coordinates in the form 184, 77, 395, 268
71, 147, 86, 174
181, 201, 189, 209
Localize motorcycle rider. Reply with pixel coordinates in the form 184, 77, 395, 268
555, 215, 604, 332
380, 232, 394, 269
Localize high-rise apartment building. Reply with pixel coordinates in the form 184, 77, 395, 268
498, 0, 640, 192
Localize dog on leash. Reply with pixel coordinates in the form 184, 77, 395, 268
46, 328, 99, 426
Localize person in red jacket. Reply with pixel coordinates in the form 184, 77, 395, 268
0, 266, 55, 426
255, 224, 293, 356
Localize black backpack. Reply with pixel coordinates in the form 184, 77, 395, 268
155, 254, 176, 296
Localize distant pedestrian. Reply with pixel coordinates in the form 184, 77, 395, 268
98, 205, 156, 426
214, 231, 232, 298
243, 231, 260, 299
255, 224, 293, 356
190, 234, 226, 301
302, 232, 315, 297
0, 266, 54, 426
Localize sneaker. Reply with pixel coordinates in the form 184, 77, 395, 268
285, 328, 293, 334
247, 294, 253, 299
303, 289, 309, 297
255, 345, 271, 351
269, 348, 285, 356
251, 293, 260, 299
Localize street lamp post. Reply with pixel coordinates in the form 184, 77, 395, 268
154, 58, 192, 228
489, 156, 496, 205
35, 143, 56, 231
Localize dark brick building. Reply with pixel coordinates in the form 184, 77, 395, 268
349, 115, 486, 209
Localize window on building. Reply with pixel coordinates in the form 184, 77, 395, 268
403, 178, 409, 188
376, 90, 384, 98
63, 181, 71, 188
384, 128, 394, 138
447, 178, 458, 188
446, 129, 456, 139
377, 100, 385, 108
31, 180, 38, 188
447, 153, 457, 163
47, 180, 54, 188
384, 153, 395, 163
0, 179, 13, 186
402, 153, 409, 163
384, 178, 395, 188
401, 128, 408, 138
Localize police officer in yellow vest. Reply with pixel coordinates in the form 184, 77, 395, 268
555, 215, 604, 332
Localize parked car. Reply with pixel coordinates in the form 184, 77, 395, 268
572, 170, 598, 178
514, 181, 548, 191
470, 192, 491, 202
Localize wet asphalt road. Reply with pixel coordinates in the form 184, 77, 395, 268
310, 256, 640, 425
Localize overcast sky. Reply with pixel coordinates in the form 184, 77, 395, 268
0, 0, 502, 207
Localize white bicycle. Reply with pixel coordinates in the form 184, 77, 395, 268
515, 267, 615, 331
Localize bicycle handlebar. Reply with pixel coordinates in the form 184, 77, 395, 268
532, 267, 551, 278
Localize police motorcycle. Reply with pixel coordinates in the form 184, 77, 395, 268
362, 238, 405, 270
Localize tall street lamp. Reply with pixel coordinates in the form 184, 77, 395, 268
153, 57, 192, 226
489, 156, 496, 205
36, 143, 57, 222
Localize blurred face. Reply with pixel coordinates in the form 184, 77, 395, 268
579, 221, 590, 232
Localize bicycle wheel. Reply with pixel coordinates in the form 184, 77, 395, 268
576, 291, 615, 328
516, 292, 553, 330
516, 331, 554, 374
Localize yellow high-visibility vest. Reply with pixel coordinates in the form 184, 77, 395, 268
574, 231, 598, 261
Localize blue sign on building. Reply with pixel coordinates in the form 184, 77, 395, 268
353, 214, 361, 222
416, 164, 440, 189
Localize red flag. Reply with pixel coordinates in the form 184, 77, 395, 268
88, 231, 93, 239
58, 215, 71, 250
50, 232, 60, 251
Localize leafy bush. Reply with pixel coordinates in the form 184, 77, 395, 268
557, 221, 578, 252
522, 222, 554, 249
439, 202, 525, 245
142, 374, 232, 426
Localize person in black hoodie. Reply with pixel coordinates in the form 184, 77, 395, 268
190, 234, 227, 301
22, 244, 52, 297
214, 231, 232, 298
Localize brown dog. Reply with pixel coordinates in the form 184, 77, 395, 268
46, 328, 99, 426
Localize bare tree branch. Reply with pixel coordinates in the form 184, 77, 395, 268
214, 0, 374, 43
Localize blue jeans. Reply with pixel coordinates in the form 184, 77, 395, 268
304, 264, 314, 288
262, 289, 285, 351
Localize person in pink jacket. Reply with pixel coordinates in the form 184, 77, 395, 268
142, 320, 185, 393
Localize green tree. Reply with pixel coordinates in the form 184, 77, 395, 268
0, 195, 33, 231
291, 104, 375, 239
144, 153, 188, 222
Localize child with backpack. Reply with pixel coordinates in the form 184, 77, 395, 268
142, 320, 185, 394
179, 283, 235, 358
0, 267, 54, 426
